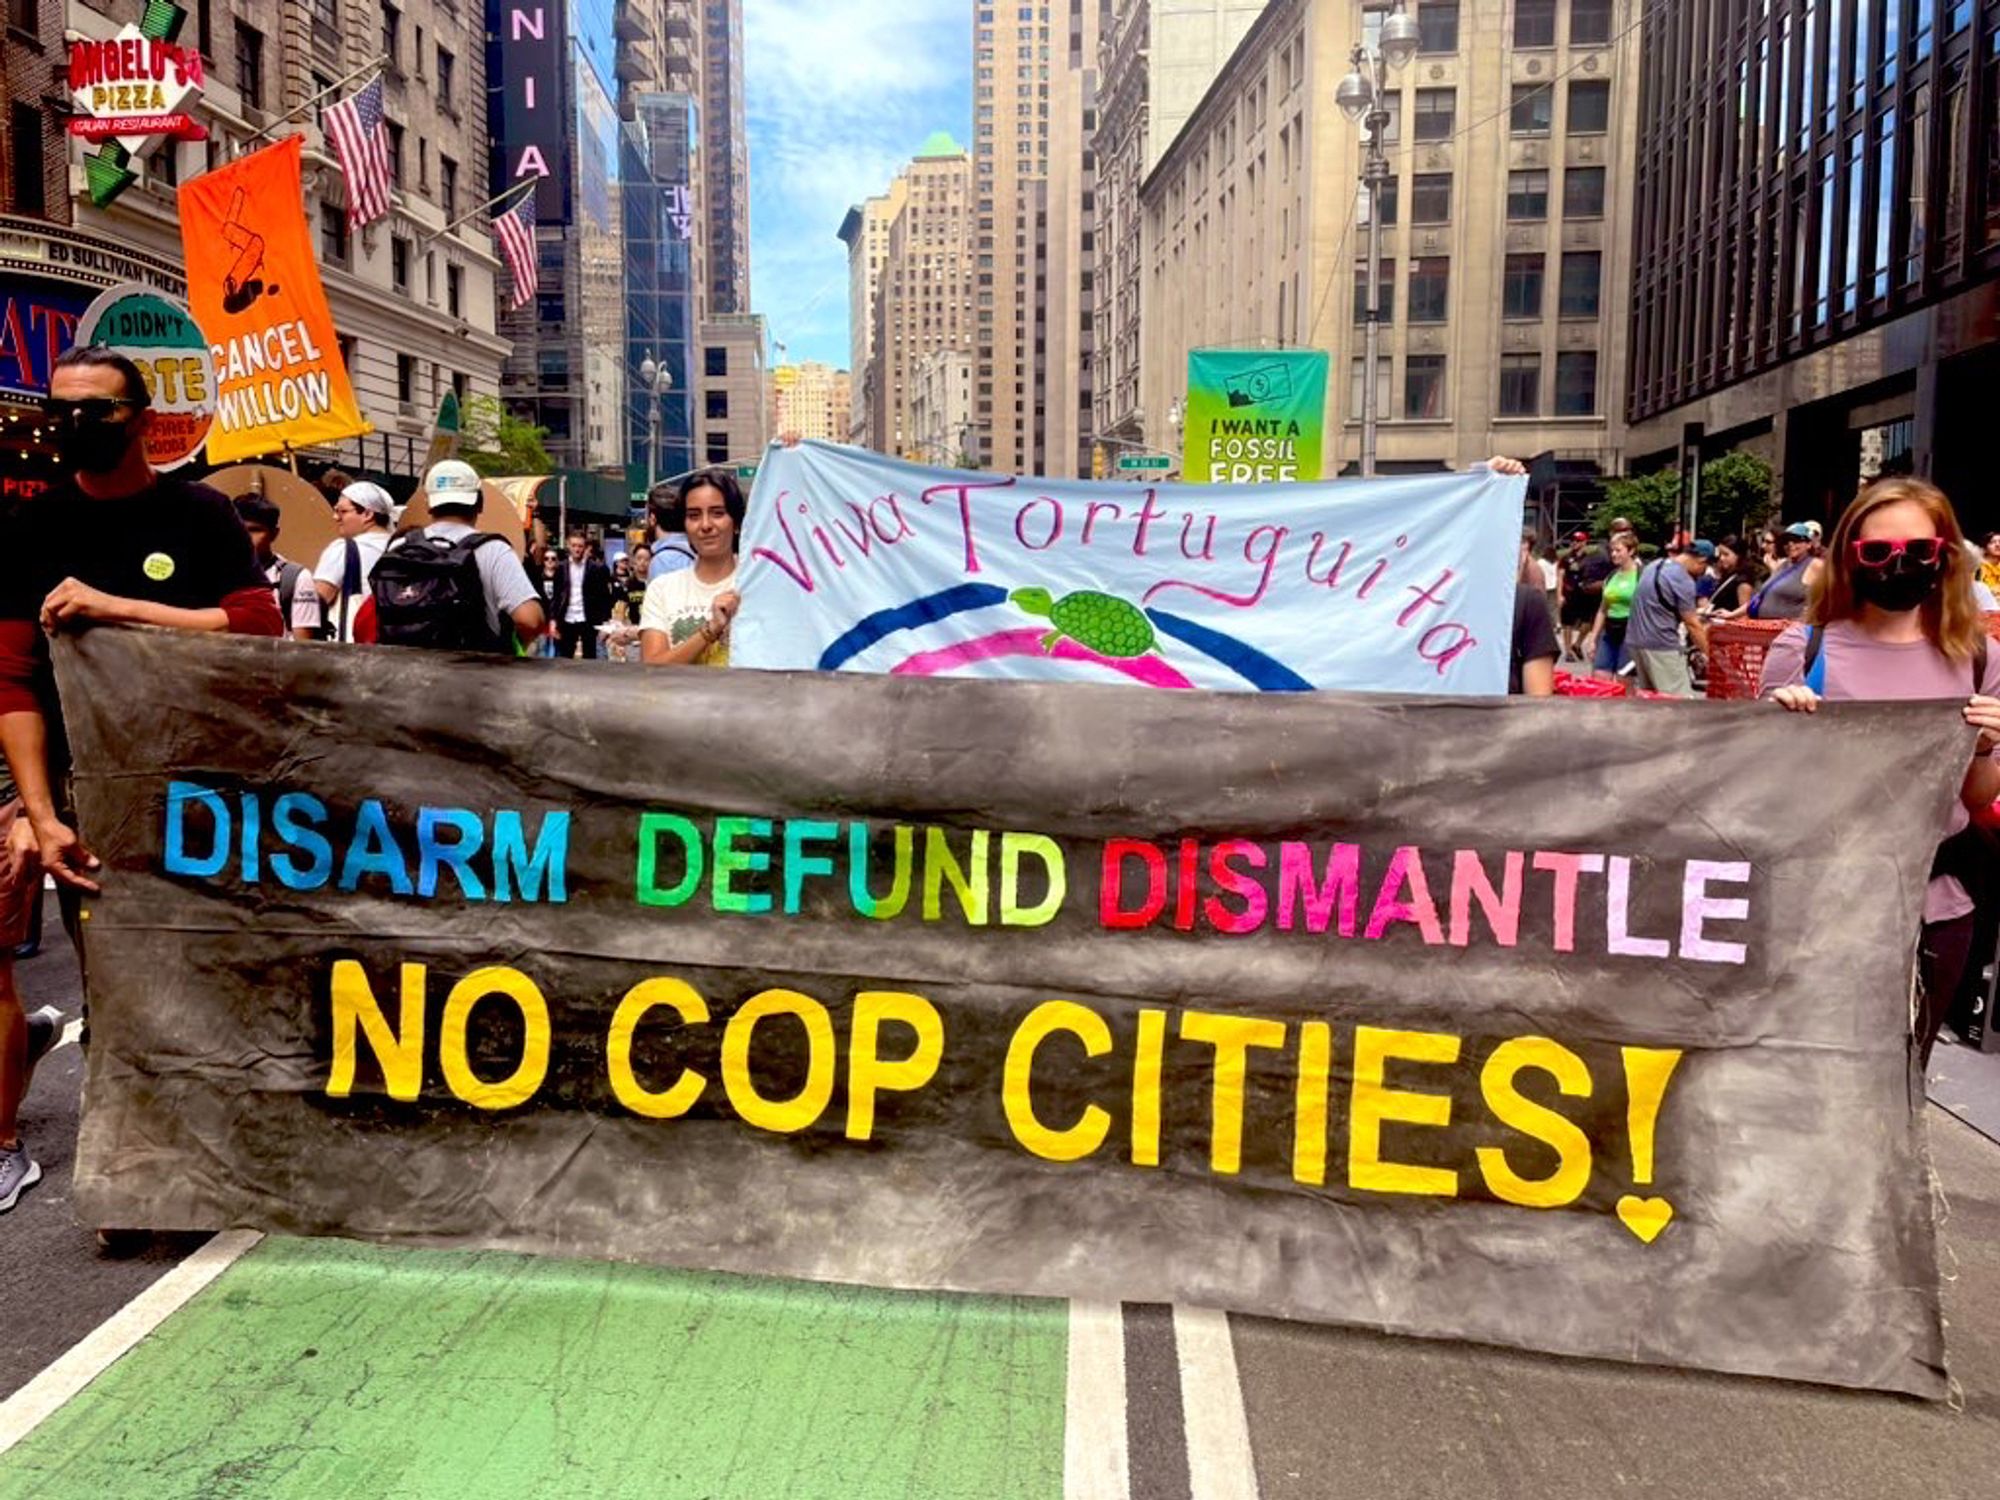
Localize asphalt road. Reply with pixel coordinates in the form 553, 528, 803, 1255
7, 886, 2000, 1495
0, 907, 207, 1403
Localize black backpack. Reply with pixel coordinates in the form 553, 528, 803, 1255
370, 530, 510, 652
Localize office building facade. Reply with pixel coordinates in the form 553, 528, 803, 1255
771, 361, 851, 443
837, 181, 905, 445
1141, 0, 1640, 477
699, 0, 750, 314
973, 0, 1110, 478
698, 310, 768, 466
624, 89, 703, 490
1625, 0, 2000, 525
870, 134, 976, 458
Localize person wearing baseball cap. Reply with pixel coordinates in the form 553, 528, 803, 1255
363, 460, 545, 653
1628, 539, 1715, 696
312, 480, 394, 642
1748, 524, 1818, 620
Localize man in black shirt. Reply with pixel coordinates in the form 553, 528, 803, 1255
0, 346, 280, 1218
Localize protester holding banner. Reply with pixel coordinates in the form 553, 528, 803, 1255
0, 346, 282, 1216
1586, 532, 1641, 678
1762, 477, 2000, 1063
312, 483, 394, 643
639, 470, 742, 667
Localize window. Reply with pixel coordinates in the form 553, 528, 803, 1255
706, 433, 730, 464
1507, 169, 1549, 219
1413, 88, 1455, 141
234, 21, 264, 111
1348, 356, 1391, 417
705, 390, 729, 419
1370, 174, 1400, 225
9, 104, 43, 216
440, 154, 457, 216
6, 0, 35, 36
452, 370, 468, 404
397, 354, 416, 404
1498, 354, 1540, 416
391, 235, 410, 291
1555, 351, 1597, 415
1506, 86, 1561, 140
1514, 0, 1555, 47
1352, 259, 1395, 322
1417, 0, 1459, 52
1568, 79, 1609, 133
705, 346, 727, 377
1408, 257, 1449, 322
436, 46, 454, 112
1502, 253, 1544, 317
1404, 355, 1445, 419
1411, 173, 1452, 223
1559, 250, 1601, 316
1562, 165, 1605, 218
386, 121, 404, 185
446, 264, 462, 317
1569, 0, 1610, 45
319, 202, 348, 265
381, 2, 400, 67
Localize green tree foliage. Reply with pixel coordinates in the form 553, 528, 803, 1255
457, 394, 555, 478
1594, 451, 1774, 543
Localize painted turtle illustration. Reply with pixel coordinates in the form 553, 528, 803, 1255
1010, 586, 1157, 658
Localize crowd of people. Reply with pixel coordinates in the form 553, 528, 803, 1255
1, 346, 1997, 1234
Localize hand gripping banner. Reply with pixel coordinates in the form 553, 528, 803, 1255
57, 629, 1960, 1395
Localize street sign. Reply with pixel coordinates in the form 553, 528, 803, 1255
735, 465, 758, 480
1118, 454, 1172, 471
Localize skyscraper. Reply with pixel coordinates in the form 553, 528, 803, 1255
701, 0, 752, 315
771, 362, 853, 443
973, 0, 1110, 478
837, 181, 907, 446
624, 91, 703, 489
871, 134, 976, 459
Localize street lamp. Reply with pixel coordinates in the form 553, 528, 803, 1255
1337, 1, 1416, 478
637, 353, 673, 492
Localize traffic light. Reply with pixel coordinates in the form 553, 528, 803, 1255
1091, 443, 1106, 480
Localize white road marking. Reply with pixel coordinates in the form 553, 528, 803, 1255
0, 1229, 263, 1459
1173, 1305, 1260, 1500
1065, 1299, 1132, 1500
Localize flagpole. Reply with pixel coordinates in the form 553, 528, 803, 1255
420, 179, 537, 245
246, 54, 389, 143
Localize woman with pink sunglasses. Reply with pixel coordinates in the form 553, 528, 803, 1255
1762, 477, 2000, 1064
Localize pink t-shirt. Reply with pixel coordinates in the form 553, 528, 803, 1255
1761, 620, 1999, 922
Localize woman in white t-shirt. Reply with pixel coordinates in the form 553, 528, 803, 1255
639, 469, 744, 666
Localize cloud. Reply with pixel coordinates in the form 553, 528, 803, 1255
743, 0, 969, 367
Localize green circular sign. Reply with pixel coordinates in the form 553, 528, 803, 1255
74, 282, 214, 471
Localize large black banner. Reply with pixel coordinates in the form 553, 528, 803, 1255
57, 629, 1962, 1395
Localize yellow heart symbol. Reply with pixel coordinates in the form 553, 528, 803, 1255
1617, 1195, 1674, 1244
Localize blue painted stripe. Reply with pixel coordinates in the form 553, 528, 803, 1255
1145, 609, 1313, 692
817, 583, 1014, 670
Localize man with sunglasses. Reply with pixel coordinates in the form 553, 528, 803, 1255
0, 345, 281, 1220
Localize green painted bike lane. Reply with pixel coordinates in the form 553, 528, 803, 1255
0, 1237, 1070, 1500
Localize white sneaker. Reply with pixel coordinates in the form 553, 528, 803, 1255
0, 1143, 41, 1213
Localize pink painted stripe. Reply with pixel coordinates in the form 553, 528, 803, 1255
889, 629, 1196, 689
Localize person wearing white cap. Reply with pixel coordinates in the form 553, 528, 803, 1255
366, 460, 545, 653
312, 479, 394, 642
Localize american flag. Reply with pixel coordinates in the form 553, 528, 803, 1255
323, 76, 393, 229
495, 193, 538, 311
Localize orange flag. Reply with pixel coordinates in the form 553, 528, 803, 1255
179, 136, 368, 462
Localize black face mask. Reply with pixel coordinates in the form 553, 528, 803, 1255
56, 416, 137, 475
1852, 558, 1945, 613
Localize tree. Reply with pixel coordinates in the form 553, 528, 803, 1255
457, 394, 555, 477
1593, 451, 1774, 544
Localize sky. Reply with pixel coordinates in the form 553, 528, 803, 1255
743, 0, 971, 370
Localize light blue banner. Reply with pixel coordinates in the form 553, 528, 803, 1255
733, 442, 1523, 694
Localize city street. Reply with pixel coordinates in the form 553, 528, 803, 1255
4, 905, 2000, 1499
